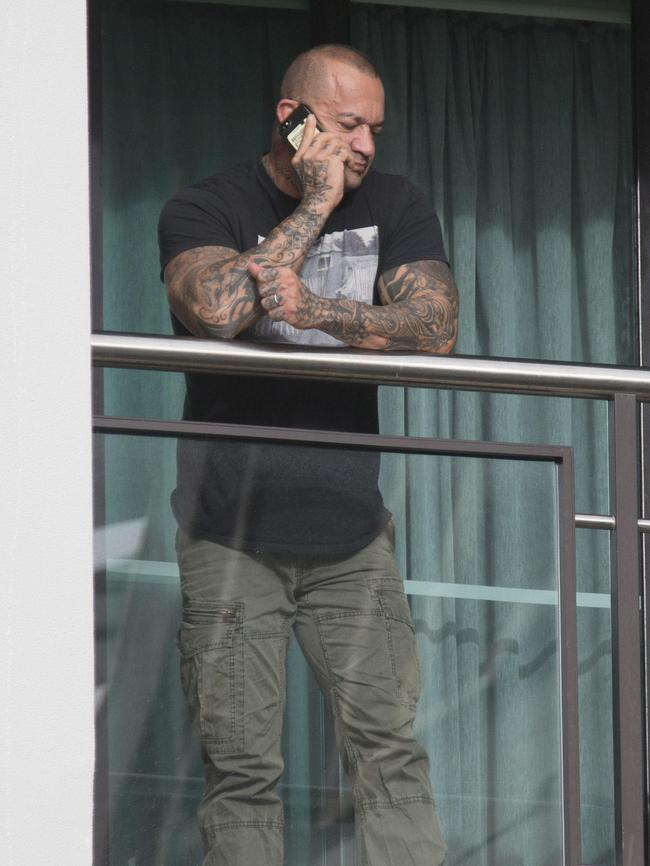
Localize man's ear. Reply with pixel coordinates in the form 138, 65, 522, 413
276, 99, 299, 124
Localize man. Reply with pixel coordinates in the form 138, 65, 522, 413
158, 44, 457, 866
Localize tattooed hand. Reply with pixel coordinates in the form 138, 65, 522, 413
291, 115, 353, 212
248, 262, 319, 329
250, 258, 459, 353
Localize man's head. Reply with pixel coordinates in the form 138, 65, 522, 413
275, 45, 385, 191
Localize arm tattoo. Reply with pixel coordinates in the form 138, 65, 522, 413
375, 260, 459, 352
164, 196, 329, 339
299, 260, 459, 353
293, 159, 335, 206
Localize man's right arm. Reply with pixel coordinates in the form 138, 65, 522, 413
164, 200, 326, 339
164, 119, 349, 339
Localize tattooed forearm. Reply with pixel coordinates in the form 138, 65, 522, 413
293, 158, 337, 206
164, 246, 258, 339
299, 260, 459, 353
164, 196, 330, 339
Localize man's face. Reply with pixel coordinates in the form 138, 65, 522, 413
308, 61, 385, 191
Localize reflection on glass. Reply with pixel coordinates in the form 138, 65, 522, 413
91, 433, 603, 866
382, 455, 563, 865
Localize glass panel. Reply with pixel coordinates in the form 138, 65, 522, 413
100, 371, 612, 520
95, 431, 569, 866
379, 389, 611, 517
384, 453, 564, 865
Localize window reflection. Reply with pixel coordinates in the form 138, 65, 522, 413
94, 434, 596, 866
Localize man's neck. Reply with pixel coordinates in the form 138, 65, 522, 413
262, 151, 301, 199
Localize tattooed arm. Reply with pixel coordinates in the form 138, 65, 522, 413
164, 201, 329, 340
164, 121, 353, 339
250, 259, 459, 353
373, 260, 459, 352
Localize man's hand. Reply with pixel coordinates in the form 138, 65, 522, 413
250, 258, 459, 353
248, 261, 318, 329
291, 115, 353, 212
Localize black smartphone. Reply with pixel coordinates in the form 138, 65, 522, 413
278, 104, 322, 151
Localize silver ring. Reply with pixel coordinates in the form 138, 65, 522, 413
273, 292, 281, 307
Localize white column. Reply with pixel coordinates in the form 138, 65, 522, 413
0, 2, 94, 864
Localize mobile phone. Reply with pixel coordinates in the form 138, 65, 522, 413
278, 104, 322, 151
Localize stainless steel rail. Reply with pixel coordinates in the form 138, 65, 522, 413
92, 332, 650, 400
575, 513, 617, 530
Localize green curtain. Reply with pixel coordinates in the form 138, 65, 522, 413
99, 2, 632, 864
350, 9, 631, 864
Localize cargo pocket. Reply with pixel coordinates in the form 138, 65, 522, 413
375, 585, 421, 711
177, 601, 244, 752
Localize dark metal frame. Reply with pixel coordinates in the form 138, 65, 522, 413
611, 395, 646, 865
95, 413, 582, 866
631, 0, 650, 857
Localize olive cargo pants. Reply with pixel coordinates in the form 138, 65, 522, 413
176, 524, 447, 866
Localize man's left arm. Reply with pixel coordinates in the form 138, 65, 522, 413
249, 258, 459, 354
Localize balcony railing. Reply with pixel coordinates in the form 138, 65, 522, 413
92, 331, 648, 866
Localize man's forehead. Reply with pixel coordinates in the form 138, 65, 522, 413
313, 62, 384, 116
312, 59, 381, 93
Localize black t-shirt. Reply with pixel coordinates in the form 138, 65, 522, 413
158, 158, 447, 554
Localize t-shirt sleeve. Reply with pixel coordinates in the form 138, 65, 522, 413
379, 178, 448, 276
157, 185, 239, 280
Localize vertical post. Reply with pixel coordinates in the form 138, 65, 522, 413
92, 435, 109, 866
611, 394, 646, 866
632, 0, 650, 852
557, 449, 581, 866
87, 0, 108, 863
88, 0, 103, 336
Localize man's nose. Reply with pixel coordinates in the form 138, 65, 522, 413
350, 124, 374, 156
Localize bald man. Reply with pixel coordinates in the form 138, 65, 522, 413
159, 44, 456, 866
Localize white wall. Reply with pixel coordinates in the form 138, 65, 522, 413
0, 2, 94, 864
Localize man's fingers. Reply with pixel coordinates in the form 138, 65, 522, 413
291, 115, 350, 165
258, 281, 280, 298
295, 113, 318, 156
301, 132, 350, 159
249, 261, 280, 282
260, 292, 283, 310
248, 262, 280, 286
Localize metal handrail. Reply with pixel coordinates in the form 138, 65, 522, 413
92, 332, 650, 401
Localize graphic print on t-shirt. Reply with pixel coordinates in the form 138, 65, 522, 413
249, 226, 379, 347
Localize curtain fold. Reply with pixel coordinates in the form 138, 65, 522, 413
351, 9, 629, 864
100, 3, 631, 864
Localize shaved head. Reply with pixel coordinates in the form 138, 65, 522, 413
280, 44, 380, 104
268, 44, 385, 197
